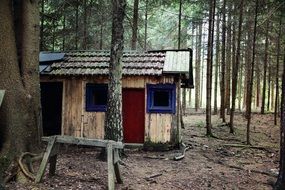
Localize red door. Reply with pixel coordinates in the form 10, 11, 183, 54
123, 89, 145, 143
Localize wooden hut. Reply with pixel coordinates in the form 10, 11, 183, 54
40, 50, 193, 146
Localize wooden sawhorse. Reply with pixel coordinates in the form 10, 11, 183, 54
35, 135, 124, 190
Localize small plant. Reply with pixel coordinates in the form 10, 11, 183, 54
196, 121, 205, 128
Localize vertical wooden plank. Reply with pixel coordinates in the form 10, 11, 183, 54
61, 81, 65, 135
81, 80, 85, 137
107, 143, 115, 190
113, 149, 123, 184
177, 78, 181, 145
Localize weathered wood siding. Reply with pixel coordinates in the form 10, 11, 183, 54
62, 78, 82, 137
41, 75, 178, 143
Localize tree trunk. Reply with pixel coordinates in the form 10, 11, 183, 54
104, 0, 126, 142
52, 19, 55, 51
99, 23, 103, 50
213, 14, 220, 115
178, 0, 182, 49
144, 0, 148, 51
238, 57, 243, 111
225, 3, 232, 115
256, 58, 260, 108
229, 0, 244, 134
261, 20, 269, 114
83, 0, 88, 50
246, 0, 258, 145
206, 0, 216, 137
220, 0, 226, 122
0, 0, 41, 183
274, 17, 282, 125
268, 65, 271, 111
131, 0, 139, 50
62, 2, 66, 51
271, 75, 275, 111
195, 22, 202, 111
40, 0, 44, 51
75, 0, 79, 50
274, 46, 285, 190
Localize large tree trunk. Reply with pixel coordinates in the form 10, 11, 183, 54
206, 0, 216, 136
261, 20, 269, 114
274, 46, 285, 190
104, 0, 126, 142
131, 0, 139, 50
229, 0, 244, 134
0, 0, 41, 183
220, 0, 226, 122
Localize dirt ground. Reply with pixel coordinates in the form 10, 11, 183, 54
6, 112, 280, 190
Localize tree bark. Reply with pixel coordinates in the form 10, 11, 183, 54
83, 0, 88, 50
256, 58, 261, 108
62, 2, 66, 51
131, 0, 139, 50
40, 0, 45, 51
246, 0, 259, 145
220, 0, 226, 122
178, 0, 182, 49
104, 0, 126, 142
0, 0, 41, 183
213, 13, 220, 115
225, 3, 232, 115
144, 0, 148, 51
75, 0, 79, 50
274, 46, 285, 190
261, 20, 269, 114
268, 65, 271, 111
229, 0, 244, 134
274, 17, 282, 125
206, 0, 216, 136
238, 57, 243, 111
195, 22, 202, 111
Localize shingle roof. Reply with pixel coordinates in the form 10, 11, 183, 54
41, 51, 165, 76
40, 50, 191, 76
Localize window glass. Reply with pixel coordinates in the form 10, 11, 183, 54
153, 90, 169, 107
147, 84, 176, 114
86, 84, 108, 112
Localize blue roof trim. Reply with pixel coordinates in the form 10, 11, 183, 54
39, 52, 65, 63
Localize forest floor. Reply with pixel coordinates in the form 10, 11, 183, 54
6, 111, 280, 190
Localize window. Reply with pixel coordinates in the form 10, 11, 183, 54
86, 84, 108, 112
147, 84, 176, 114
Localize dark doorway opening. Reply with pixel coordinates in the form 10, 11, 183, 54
40, 82, 63, 136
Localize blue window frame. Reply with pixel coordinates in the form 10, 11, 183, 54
147, 84, 176, 114
86, 84, 108, 112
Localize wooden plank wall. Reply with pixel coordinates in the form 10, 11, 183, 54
43, 76, 177, 143
62, 78, 82, 137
